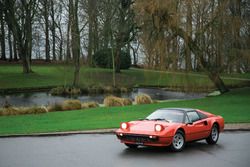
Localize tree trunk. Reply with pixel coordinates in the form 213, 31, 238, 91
3, 0, 33, 73
70, 0, 81, 87
51, 0, 56, 61
58, 25, 63, 61
185, 0, 192, 71
87, 0, 97, 66
8, 28, 13, 61
44, 0, 50, 62
0, 7, 6, 60
66, 1, 73, 62
13, 36, 18, 61
115, 40, 121, 73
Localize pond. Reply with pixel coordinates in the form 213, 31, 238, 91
0, 88, 207, 107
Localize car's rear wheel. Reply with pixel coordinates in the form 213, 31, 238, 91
125, 143, 138, 149
170, 130, 185, 152
206, 124, 219, 144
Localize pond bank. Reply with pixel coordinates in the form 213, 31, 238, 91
0, 84, 215, 95
0, 88, 207, 107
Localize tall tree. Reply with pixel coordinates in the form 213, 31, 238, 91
40, 0, 50, 62
87, 0, 97, 66
115, 0, 135, 72
50, 0, 56, 61
3, 0, 36, 73
8, 27, 13, 61
185, 0, 193, 71
69, 0, 81, 87
0, 5, 6, 60
135, 0, 229, 93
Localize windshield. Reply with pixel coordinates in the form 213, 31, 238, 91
146, 109, 184, 123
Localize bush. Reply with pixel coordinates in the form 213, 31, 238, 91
135, 94, 153, 104
103, 96, 133, 107
47, 103, 63, 112
103, 96, 124, 107
0, 106, 48, 116
81, 102, 99, 109
121, 98, 133, 106
62, 100, 82, 111
93, 48, 131, 69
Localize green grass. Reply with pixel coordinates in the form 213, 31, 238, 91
0, 87, 249, 135
0, 65, 249, 90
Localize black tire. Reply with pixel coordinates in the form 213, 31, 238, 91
206, 124, 219, 144
170, 130, 185, 152
125, 143, 138, 149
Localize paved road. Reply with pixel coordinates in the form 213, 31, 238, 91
0, 132, 249, 167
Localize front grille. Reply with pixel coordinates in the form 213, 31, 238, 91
117, 134, 158, 143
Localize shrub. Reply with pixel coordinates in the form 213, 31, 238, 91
81, 102, 99, 109
47, 103, 63, 112
93, 48, 131, 69
62, 100, 82, 111
103, 96, 133, 107
121, 98, 133, 106
135, 94, 153, 104
103, 96, 124, 107
0, 106, 48, 116
24, 106, 48, 114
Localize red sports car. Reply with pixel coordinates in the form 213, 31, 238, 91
116, 108, 224, 151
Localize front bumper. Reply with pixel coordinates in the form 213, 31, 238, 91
116, 133, 173, 147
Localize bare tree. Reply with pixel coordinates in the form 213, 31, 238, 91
40, 0, 50, 62
87, 0, 97, 66
69, 0, 81, 87
3, 0, 37, 73
50, 0, 56, 61
0, 4, 6, 60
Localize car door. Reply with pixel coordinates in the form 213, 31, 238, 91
184, 111, 210, 141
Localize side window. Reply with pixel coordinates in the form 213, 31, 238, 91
187, 111, 200, 123
184, 115, 191, 124
197, 111, 208, 119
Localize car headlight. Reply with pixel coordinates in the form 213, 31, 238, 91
121, 122, 129, 130
155, 124, 164, 132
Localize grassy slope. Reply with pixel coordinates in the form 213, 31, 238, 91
0, 87, 249, 135
0, 65, 249, 89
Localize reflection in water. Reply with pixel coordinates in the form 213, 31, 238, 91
0, 88, 207, 107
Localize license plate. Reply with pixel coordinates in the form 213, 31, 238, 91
135, 142, 144, 145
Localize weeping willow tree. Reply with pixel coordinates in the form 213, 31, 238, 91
133, 0, 250, 93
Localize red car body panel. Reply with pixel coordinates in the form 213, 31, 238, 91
116, 109, 224, 147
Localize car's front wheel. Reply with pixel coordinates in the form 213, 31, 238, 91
206, 124, 219, 144
125, 143, 138, 149
170, 130, 185, 152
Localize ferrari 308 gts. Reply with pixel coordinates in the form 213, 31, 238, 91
116, 108, 224, 151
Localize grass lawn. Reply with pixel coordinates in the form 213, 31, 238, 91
0, 87, 249, 136
0, 64, 249, 90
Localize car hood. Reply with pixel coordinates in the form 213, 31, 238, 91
126, 120, 177, 133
